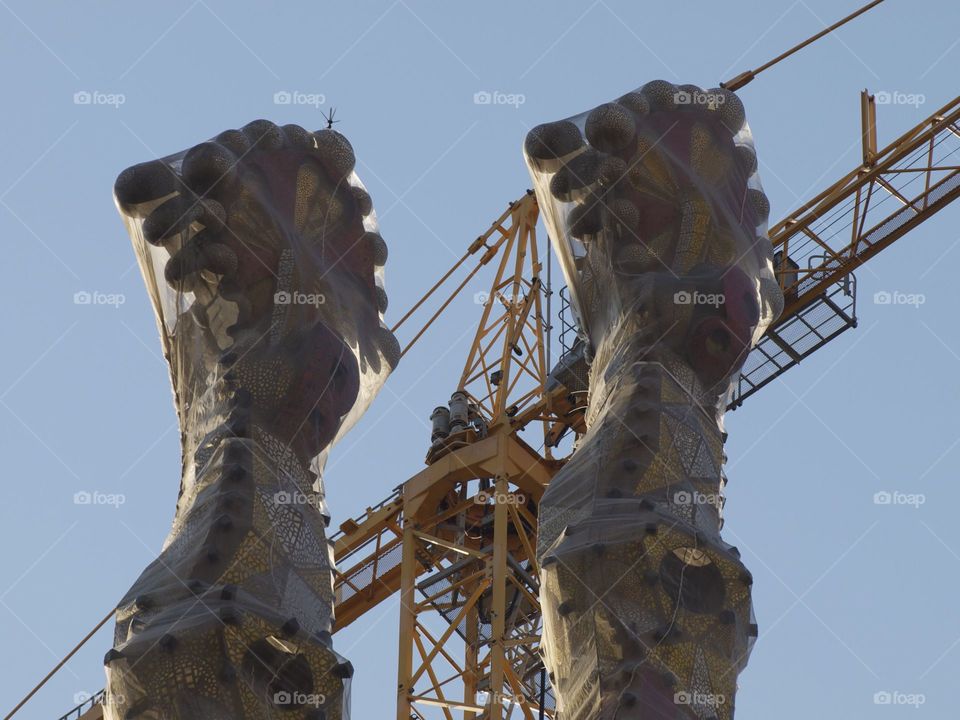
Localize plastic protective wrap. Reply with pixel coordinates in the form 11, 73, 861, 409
526, 82, 782, 719
104, 120, 398, 720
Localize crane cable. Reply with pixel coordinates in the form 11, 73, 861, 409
392, 197, 523, 358
722, 0, 886, 91
3, 608, 114, 720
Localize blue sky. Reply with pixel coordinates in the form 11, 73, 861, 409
1, 1, 959, 718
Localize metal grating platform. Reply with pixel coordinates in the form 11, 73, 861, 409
730, 273, 857, 410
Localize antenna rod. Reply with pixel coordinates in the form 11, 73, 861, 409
721, 0, 885, 91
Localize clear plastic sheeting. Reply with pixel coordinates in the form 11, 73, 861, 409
104, 120, 398, 720
526, 82, 782, 719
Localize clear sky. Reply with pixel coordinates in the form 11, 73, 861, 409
1, 1, 958, 718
